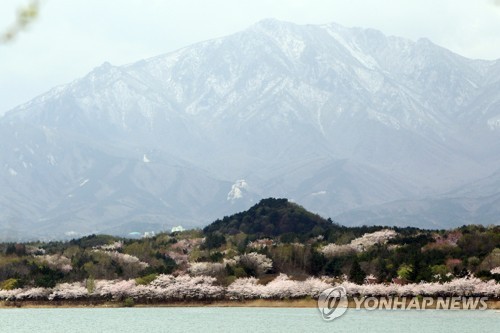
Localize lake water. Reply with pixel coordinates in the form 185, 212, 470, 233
0, 307, 497, 332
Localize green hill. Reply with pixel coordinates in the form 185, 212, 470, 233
203, 198, 336, 238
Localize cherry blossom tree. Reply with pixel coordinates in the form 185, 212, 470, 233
350, 229, 397, 252
49, 282, 88, 300
1, 274, 498, 302
226, 277, 264, 299
237, 253, 273, 276
94, 250, 149, 270
227, 274, 332, 300
321, 244, 356, 257
248, 239, 274, 250
146, 274, 224, 300
15, 287, 51, 300
322, 229, 396, 257
94, 241, 123, 251
92, 279, 136, 300
188, 262, 225, 277
490, 266, 500, 274
0, 288, 23, 301
35, 254, 73, 273
337, 276, 500, 298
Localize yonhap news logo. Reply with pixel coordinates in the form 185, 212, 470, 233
317, 287, 488, 321
317, 286, 348, 321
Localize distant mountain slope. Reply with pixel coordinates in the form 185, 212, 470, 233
336, 168, 500, 228
1, 19, 500, 240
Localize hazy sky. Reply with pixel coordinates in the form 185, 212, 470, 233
1, 0, 500, 114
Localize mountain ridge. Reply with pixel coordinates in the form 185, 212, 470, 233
1, 19, 500, 240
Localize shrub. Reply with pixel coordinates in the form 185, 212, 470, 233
123, 297, 135, 307
135, 274, 158, 285
1, 278, 19, 290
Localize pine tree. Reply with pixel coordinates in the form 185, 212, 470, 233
349, 259, 366, 284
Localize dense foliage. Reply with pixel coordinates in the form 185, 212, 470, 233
203, 198, 337, 240
1, 199, 499, 303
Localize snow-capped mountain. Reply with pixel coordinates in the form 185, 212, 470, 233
2, 19, 500, 239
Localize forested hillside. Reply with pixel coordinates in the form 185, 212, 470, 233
1, 199, 499, 302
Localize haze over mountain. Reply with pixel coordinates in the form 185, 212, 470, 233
1, 19, 500, 240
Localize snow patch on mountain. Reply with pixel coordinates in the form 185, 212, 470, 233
47, 155, 57, 166
227, 180, 249, 201
487, 116, 500, 130
325, 25, 380, 70
368, 110, 401, 130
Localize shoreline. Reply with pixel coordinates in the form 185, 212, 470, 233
2, 298, 499, 309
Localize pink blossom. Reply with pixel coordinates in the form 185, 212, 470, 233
15, 287, 51, 300
93, 279, 137, 300
147, 274, 224, 300
337, 277, 500, 297
236, 253, 273, 276
188, 262, 225, 276
226, 277, 264, 299
167, 251, 188, 265
0, 288, 23, 300
227, 274, 333, 299
49, 282, 88, 300
94, 241, 123, 251
35, 254, 73, 273
93, 250, 149, 269
490, 267, 500, 275
247, 239, 274, 250
322, 229, 397, 257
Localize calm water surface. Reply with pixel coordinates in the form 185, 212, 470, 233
0, 307, 497, 332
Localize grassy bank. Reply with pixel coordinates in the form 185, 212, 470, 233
1, 298, 499, 309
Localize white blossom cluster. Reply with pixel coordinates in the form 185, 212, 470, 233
247, 239, 274, 250
142, 274, 224, 300
93, 279, 137, 300
491, 267, 500, 275
170, 238, 203, 253
322, 229, 397, 257
26, 246, 45, 255
0, 275, 224, 301
0, 275, 498, 302
35, 254, 73, 273
93, 241, 123, 251
49, 282, 88, 300
222, 253, 273, 275
339, 277, 500, 297
232, 253, 273, 275
227, 274, 331, 299
188, 262, 226, 276
93, 250, 149, 269
320, 244, 356, 257
0, 287, 51, 300
166, 251, 188, 265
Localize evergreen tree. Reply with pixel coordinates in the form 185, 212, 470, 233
349, 259, 366, 284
